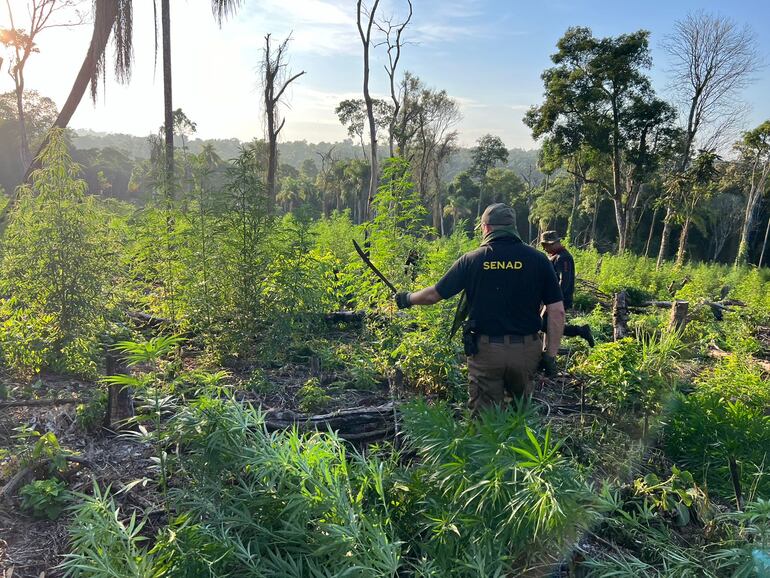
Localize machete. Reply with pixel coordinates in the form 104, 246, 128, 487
352, 239, 398, 294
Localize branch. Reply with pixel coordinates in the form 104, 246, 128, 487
272, 70, 306, 105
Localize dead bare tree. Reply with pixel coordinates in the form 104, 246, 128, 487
375, 0, 412, 157
356, 0, 381, 221
316, 146, 338, 217
657, 11, 760, 268
261, 33, 305, 215
1, 0, 83, 167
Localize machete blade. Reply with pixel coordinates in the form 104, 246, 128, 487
352, 239, 398, 294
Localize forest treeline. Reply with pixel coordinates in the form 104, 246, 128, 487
2, 9, 769, 267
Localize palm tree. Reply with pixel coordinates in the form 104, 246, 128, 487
23, 0, 243, 184
443, 195, 471, 234
22, 0, 132, 183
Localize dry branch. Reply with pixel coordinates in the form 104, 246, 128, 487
0, 398, 86, 409
0, 456, 91, 502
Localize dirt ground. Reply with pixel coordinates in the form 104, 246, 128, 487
0, 347, 393, 578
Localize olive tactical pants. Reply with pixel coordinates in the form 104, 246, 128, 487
467, 334, 542, 411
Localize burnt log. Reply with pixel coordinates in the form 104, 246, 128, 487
0, 398, 86, 409
104, 345, 134, 429
612, 291, 630, 341
263, 402, 397, 443
668, 301, 689, 332
0, 455, 90, 502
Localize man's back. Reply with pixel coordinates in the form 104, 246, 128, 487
435, 237, 562, 335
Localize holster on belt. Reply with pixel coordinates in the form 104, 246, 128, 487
462, 320, 479, 356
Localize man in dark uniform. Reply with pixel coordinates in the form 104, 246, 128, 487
540, 231, 594, 346
394, 203, 565, 411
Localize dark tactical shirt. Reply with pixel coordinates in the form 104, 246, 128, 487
549, 248, 575, 308
435, 237, 563, 336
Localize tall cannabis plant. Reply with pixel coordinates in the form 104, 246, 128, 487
0, 129, 115, 375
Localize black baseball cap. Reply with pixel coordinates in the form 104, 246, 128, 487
477, 203, 516, 229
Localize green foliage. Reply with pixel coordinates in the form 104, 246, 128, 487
663, 355, 770, 499
577, 332, 682, 419
398, 401, 599, 573
0, 129, 117, 376
156, 398, 402, 576
76, 390, 108, 432
631, 467, 708, 527
20, 478, 70, 520
13, 426, 70, 473
60, 482, 156, 578
62, 398, 602, 576
105, 335, 184, 492
297, 377, 332, 413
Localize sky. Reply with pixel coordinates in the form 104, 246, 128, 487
2, 0, 770, 149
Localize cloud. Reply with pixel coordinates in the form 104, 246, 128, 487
510, 104, 532, 111
234, 0, 360, 56
454, 95, 488, 110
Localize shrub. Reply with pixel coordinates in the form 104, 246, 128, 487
158, 398, 401, 576
297, 377, 332, 412
663, 355, 770, 501
20, 478, 70, 520
76, 390, 108, 432
577, 332, 681, 421
60, 483, 155, 577
398, 401, 599, 574
0, 129, 116, 376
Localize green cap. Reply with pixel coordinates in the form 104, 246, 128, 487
479, 203, 516, 227
540, 230, 561, 245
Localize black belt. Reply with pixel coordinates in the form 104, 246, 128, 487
485, 334, 540, 344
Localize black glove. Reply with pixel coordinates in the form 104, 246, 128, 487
539, 353, 558, 377
395, 292, 412, 309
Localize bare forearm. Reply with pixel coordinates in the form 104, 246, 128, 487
545, 303, 565, 356
408, 286, 443, 306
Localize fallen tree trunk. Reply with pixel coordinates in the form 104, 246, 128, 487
0, 398, 86, 409
642, 300, 745, 309
707, 346, 770, 373
263, 402, 397, 443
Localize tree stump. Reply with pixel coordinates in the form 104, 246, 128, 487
104, 346, 134, 429
612, 291, 630, 341
310, 355, 321, 378
668, 300, 689, 332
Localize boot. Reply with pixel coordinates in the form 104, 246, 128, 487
578, 325, 595, 347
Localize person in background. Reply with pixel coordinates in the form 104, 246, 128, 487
540, 231, 594, 347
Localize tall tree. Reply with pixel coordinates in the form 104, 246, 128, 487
21, 0, 244, 184
356, 0, 381, 221
525, 27, 676, 253
470, 134, 508, 218
672, 150, 720, 265
160, 0, 173, 198
261, 34, 305, 215
657, 11, 759, 267
20, 0, 131, 185
734, 121, 770, 266
409, 88, 460, 233
335, 98, 392, 160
